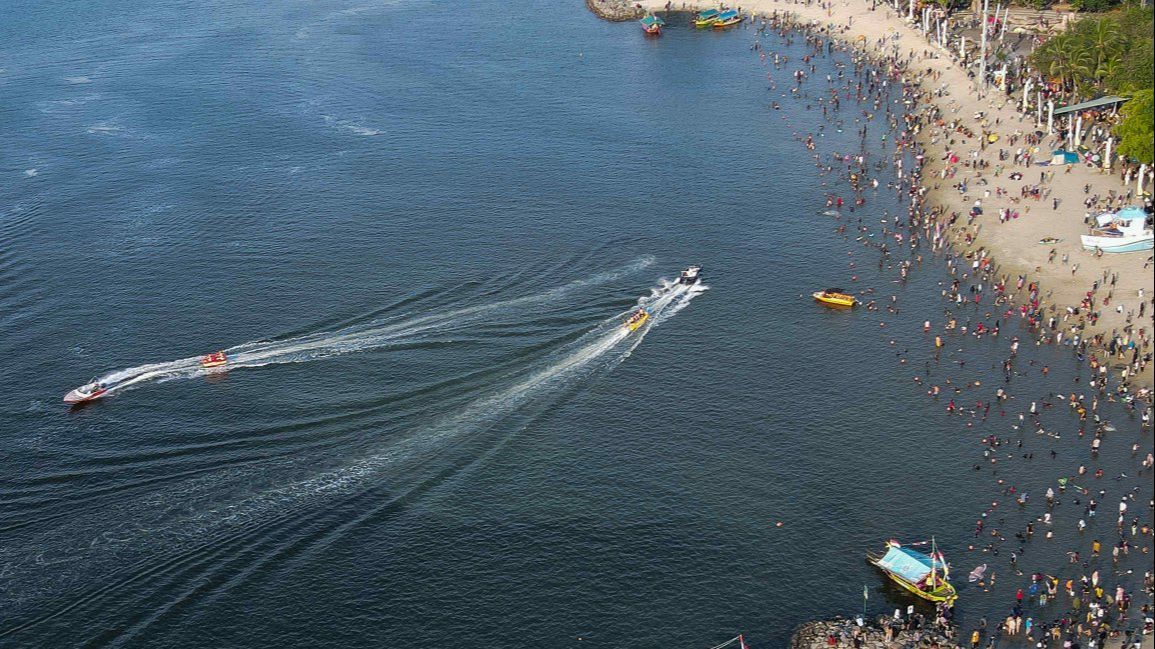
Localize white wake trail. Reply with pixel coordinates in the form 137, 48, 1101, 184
89, 257, 655, 397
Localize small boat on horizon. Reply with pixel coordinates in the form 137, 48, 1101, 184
868, 539, 957, 604
712, 9, 743, 28
624, 308, 649, 332
640, 13, 665, 35
812, 287, 857, 307
693, 8, 720, 28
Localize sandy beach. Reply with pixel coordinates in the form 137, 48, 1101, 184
639, 0, 1154, 390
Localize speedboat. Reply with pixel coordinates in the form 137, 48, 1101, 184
63, 379, 109, 404
625, 308, 649, 332
200, 351, 228, 368
679, 265, 702, 285
813, 288, 857, 307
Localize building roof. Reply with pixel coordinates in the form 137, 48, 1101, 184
1053, 95, 1130, 116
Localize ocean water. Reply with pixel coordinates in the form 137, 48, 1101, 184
1, 1, 1150, 647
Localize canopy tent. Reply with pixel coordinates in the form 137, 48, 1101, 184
1052, 150, 1080, 165
1095, 207, 1148, 227
876, 546, 934, 583
1052, 96, 1129, 117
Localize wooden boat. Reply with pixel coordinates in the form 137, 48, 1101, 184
693, 8, 720, 27
868, 539, 957, 604
624, 308, 649, 332
812, 288, 857, 307
640, 13, 665, 35
712, 9, 743, 28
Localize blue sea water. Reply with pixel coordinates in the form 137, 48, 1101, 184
1, 1, 1150, 647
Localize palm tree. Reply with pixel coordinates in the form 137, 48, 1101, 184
1087, 18, 1122, 82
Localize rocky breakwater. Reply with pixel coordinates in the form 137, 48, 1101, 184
587, 0, 644, 21
791, 616, 964, 649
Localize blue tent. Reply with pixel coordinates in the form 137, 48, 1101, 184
1051, 150, 1080, 165
877, 545, 934, 583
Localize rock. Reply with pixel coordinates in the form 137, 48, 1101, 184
586, 0, 644, 22
789, 618, 964, 649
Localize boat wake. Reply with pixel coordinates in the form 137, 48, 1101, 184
78, 257, 656, 400
5, 273, 705, 639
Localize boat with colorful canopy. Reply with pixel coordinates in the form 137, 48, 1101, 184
868, 539, 957, 604
712, 9, 743, 28
640, 13, 665, 35
693, 8, 720, 27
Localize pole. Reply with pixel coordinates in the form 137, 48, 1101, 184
999, 5, 1009, 40
1047, 100, 1054, 134
979, 0, 990, 95
1022, 77, 1032, 113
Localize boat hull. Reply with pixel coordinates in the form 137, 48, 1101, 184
63, 387, 107, 404
1080, 233, 1154, 253
626, 312, 649, 331
881, 570, 958, 603
713, 17, 743, 28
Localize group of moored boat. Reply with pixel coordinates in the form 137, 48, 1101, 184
692, 8, 744, 28
638, 7, 744, 35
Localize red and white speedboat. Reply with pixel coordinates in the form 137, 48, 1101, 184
200, 351, 228, 368
63, 380, 110, 404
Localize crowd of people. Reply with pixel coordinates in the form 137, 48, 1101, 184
713, 2, 1155, 646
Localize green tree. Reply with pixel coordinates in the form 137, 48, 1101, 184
1116, 89, 1154, 163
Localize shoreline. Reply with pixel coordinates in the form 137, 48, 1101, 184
626, 0, 1154, 393
588, 2, 1154, 647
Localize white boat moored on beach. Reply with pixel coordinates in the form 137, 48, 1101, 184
1080, 207, 1153, 253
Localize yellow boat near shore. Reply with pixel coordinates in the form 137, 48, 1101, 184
712, 9, 743, 28
812, 288, 857, 307
693, 8, 720, 27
